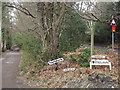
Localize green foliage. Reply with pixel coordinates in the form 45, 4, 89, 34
70, 55, 78, 62
2, 28, 12, 50
94, 2, 114, 44
20, 51, 32, 73
2, 5, 12, 51
6, 30, 12, 50
80, 47, 91, 61
14, 33, 42, 57
70, 46, 90, 67
80, 62, 89, 67
59, 8, 88, 52
2, 28, 6, 51
94, 22, 111, 44
14, 32, 44, 73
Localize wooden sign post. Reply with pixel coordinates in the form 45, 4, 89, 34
0, 2, 2, 53
0, 2, 2, 89
48, 58, 64, 71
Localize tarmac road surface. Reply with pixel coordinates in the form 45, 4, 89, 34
2, 51, 27, 88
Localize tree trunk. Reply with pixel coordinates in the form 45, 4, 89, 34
36, 2, 65, 62
6, 30, 12, 50
2, 35, 5, 52
90, 21, 94, 56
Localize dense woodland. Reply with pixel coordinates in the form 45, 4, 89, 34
1, 1, 120, 72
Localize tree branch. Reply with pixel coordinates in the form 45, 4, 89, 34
91, 13, 101, 22
4, 3, 36, 18
64, 3, 97, 22
64, 2, 109, 24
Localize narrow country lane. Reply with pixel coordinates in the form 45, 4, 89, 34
84, 44, 120, 54
2, 51, 27, 88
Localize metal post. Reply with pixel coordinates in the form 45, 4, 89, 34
112, 32, 114, 50
111, 15, 115, 50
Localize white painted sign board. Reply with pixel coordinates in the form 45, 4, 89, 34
90, 55, 111, 70
91, 59, 109, 64
63, 68, 75, 71
48, 58, 64, 65
91, 55, 106, 59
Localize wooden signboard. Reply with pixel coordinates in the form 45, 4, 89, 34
48, 58, 64, 65
63, 68, 75, 71
91, 59, 109, 64
90, 55, 111, 70
91, 55, 106, 59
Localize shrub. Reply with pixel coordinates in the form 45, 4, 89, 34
70, 55, 78, 62
70, 46, 91, 67
14, 33, 44, 73
59, 8, 88, 52
80, 62, 89, 67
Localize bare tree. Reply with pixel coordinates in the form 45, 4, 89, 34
4, 2, 66, 61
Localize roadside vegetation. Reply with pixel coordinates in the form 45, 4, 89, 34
1, 1, 120, 88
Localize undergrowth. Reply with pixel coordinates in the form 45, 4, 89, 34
70, 46, 91, 67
